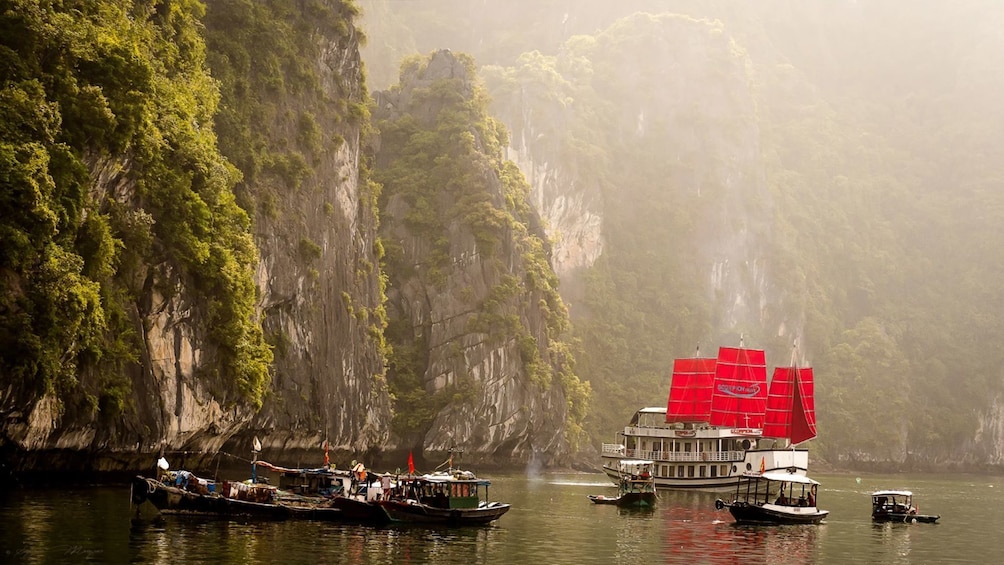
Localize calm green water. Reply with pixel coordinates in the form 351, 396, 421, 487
1, 472, 999, 563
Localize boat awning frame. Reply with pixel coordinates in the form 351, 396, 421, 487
757, 471, 820, 485
871, 490, 912, 497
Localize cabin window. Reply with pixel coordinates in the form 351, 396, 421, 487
710, 465, 717, 478
661, 465, 668, 477
684, 443, 692, 453
687, 465, 695, 478
699, 466, 706, 478
721, 465, 729, 476
677, 466, 685, 478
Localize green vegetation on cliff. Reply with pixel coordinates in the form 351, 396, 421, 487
374, 52, 590, 448
0, 0, 271, 411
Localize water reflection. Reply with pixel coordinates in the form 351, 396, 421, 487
127, 517, 503, 564
868, 522, 913, 563
657, 490, 821, 564
4, 473, 1003, 564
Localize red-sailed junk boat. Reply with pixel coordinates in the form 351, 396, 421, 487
601, 340, 817, 491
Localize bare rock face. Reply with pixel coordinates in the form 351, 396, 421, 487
214, 5, 393, 459
248, 125, 393, 457
485, 15, 775, 334
373, 50, 574, 466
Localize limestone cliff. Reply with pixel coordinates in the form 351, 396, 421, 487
372, 50, 588, 466
204, 0, 392, 461
0, 0, 390, 473
479, 14, 804, 444
484, 15, 780, 339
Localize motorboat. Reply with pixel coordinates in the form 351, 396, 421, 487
871, 490, 939, 523
715, 470, 828, 524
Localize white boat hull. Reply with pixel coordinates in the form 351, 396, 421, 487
601, 449, 809, 492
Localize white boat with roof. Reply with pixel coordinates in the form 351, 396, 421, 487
871, 490, 940, 523
715, 470, 829, 524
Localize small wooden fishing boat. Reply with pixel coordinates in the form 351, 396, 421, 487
131, 472, 297, 519
871, 490, 940, 523
130, 456, 388, 524
715, 470, 829, 525
377, 468, 510, 525
588, 459, 657, 508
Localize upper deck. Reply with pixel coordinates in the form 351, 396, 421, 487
623, 407, 762, 439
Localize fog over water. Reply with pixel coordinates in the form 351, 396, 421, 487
359, 1, 1004, 470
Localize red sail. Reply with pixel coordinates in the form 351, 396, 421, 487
665, 357, 717, 423
708, 346, 767, 428
763, 366, 817, 444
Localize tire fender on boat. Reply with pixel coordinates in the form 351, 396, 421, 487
130, 476, 152, 505
715, 499, 725, 510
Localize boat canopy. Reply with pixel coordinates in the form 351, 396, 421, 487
872, 490, 912, 497
418, 475, 491, 486
759, 471, 820, 485
619, 460, 655, 466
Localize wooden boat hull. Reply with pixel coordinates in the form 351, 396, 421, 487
378, 500, 510, 525
329, 495, 391, 524
616, 491, 656, 508
589, 491, 656, 508
132, 476, 386, 523
724, 501, 828, 525
132, 476, 291, 519
873, 513, 940, 524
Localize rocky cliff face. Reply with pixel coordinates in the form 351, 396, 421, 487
218, 3, 393, 460
0, 1, 390, 473
372, 50, 581, 466
975, 397, 1004, 466
483, 15, 783, 343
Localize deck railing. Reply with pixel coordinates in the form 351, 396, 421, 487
601, 444, 744, 463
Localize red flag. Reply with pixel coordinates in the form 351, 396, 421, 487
407, 451, 415, 474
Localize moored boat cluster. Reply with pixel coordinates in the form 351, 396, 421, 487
131, 452, 510, 526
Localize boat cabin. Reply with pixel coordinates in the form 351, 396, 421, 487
617, 459, 656, 494
274, 468, 346, 496
393, 475, 492, 510
870, 489, 940, 523
872, 490, 915, 515
716, 471, 828, 524
735, 471, 819, 508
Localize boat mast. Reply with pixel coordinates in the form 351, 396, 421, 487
784, 340, 799, 450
